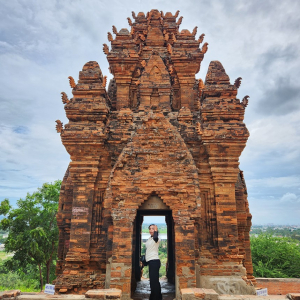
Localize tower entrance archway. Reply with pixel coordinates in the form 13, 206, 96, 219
131, 195, 175, 297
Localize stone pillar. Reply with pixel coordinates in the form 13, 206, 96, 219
65, 161, 99, 262
109, 216, 134, 300
159, 90, 172, 111
174, 218, 196, 299
177, 79, 195, 110
139, 87, 152, 109
115, 79, 131, 110
205, 143, 243, 253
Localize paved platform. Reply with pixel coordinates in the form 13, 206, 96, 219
132, 277, 175, 300
219, 295, 287, 300
0, 283, 293, 300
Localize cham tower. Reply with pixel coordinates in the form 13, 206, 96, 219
54, 9, 256, 300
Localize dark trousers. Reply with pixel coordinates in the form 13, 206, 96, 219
148, 259, 162, 300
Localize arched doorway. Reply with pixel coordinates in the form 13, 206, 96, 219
131, 195, 175, 298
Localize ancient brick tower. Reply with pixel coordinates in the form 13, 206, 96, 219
55, 9, 256, 299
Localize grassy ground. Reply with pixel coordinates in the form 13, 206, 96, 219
0, 251, 12, 260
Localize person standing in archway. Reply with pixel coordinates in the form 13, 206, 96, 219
145, 224, 162, 300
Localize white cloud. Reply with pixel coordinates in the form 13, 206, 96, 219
280, 192, 300, 203
0, 0, 299, 224
247, 176, 300, 189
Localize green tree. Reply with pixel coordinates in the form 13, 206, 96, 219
0, 180, 61, 290
251, 234, 300, 278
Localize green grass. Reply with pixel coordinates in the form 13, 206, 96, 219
0, 272, 41, 292
0, 285, 40, 292
0, 251, 12, 260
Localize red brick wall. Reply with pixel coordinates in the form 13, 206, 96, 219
256, 278, 300, 295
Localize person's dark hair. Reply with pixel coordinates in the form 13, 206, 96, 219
148, 224, 159, 234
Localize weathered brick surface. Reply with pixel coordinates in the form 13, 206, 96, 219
0, 290, 20, 299
256, 278, 300, 295
55, 9, 254, 298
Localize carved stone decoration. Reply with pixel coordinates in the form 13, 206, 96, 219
107, 32, 113, 42
242, 95, 249, 107
196, 122, 203, 135
55, 120, 63, 133
198, 33, 205, 44
200, 277, 256, 295
55, 10, 256, 299
127, 17, 133, 26
192, 26, 198, 36
198, 78, 205, 90
234, 77, 242, 88
130, 26, 135, 35
68, 76, 76, 88
164, 32, 169, 41
176, 16, 183, 25
201, 42, 209, 54
103, 44, 109, 55
61, 92, 69, 104
103, 76, 107, 88
172, 33, 177, 42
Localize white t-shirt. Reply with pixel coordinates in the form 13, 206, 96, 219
145, 236, 160, 262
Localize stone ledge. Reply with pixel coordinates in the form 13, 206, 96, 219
0, 290, 21, 299
181, 288, 219, 300
219, 295, 288, 300
85, 289, 122, 299
17, 295, 85, 300
287, 293, 300, 300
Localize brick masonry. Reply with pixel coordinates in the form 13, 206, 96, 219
54, 9, 255, 299
256, 278, 300, 295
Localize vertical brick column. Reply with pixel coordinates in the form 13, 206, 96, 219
174, 218, 196, 291
206, 144, 243, 253
66, 161, 99, 262
214, 180, 239, 252
109, 217, 134, 300
139, 87, 152, 109
115, 79, 131, 110
177, 79, 195, 110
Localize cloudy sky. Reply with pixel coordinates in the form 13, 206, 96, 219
0, 0, 299, 225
